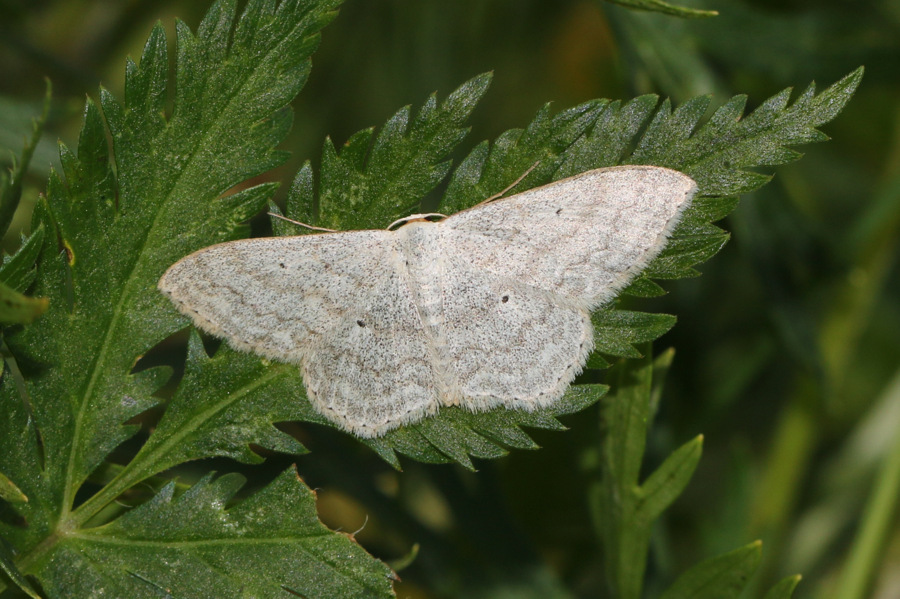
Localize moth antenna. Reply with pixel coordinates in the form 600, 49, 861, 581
475, 160, 541, 207
268, 212, 337, 233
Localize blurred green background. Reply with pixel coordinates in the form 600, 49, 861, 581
1, 1, 898, 598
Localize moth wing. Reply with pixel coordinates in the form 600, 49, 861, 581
159, 232, 440, 437
431, 166, 695, 411
440, 165, 697, 308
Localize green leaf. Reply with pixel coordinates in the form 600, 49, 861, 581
0, 225, 45, 293
0, 79, 50, 239
602, 353, 656, 490
591, 309, 677, 359
0, 366, 54, 569
659, 541, 763, 599
603, 0, 719, 19
74, 332, 317, 519
9, 0, 340, 513
0, 470, 27, 503
0, 538, 41, 599
637, 434, 703, 522
632, 67, 865, 197
32, 468, 395, 598
0, 89, 51, 326
281, 69, 859, 467
594, 350, 694, 599
361, 385, 608, 470
315, 73, 492, 230
0, 226, 49, 325
0, 2, 396, 596
442, 98, 607, 214
0, 279, 48, 324
763, 575, 802, 599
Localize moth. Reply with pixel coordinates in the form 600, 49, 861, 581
159, 166, 696, 437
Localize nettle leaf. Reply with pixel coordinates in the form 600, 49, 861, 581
279, 69, 860, 467
108, 332, 311, 485
315, 73, 493, 231
0, 227, 49, 325
1, 1, 393, 597
441, 97, 607, 214
33, 468, 394, 599
0, 225, 45, 293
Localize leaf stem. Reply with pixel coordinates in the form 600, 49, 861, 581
831, 394, 900, 599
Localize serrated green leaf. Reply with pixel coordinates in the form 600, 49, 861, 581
442, 98, 607, 213
75, 332, 316, 518
0, 368, 53, 558
621, 275, 668, 298
32, 468, 395, 599
645, 231, 731, 279
315, 73, 491, 230
0, 2, 399, 596
592, 309, 677, 358
0, 91, 50, 327
660, 541, 763, 599
678, 194, 740, 232
13, 0, 340, 508
360, 385, 607, 470
603, 0, 718, 18
0, 225, 45, 293
556, 95, 660, 177
237, 68, 865, 473
763, 575, 802, 599
632, 67, 864, 198
281, 161, 317, 231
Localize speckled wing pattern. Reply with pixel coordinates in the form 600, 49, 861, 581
159, 166, 697, 437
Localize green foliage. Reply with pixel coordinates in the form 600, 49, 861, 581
0, 0, 868, 597
659, 541, 762, 599
0, 1, 394, 597
0, 83, 50, 325
595, 354, 802, 599
0, 81, 50, 240
276, 67, 859, 467
34, 469, 393, 598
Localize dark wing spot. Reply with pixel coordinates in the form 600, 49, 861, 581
556, 208, 563, 215
279, 262, 286, 268
501, 295, 509, 303
357, 319, 366, 327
